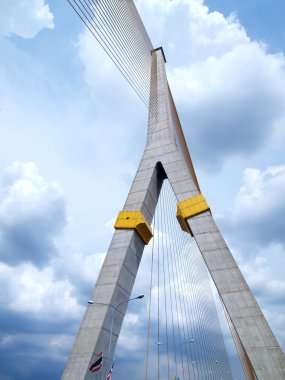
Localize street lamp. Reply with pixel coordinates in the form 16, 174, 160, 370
88, 294, 144, 361
157, 339, 195, 348
88, 293, 144, 305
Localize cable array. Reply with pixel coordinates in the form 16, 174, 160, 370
144, 180, 234, 380
67, 0, 153, 105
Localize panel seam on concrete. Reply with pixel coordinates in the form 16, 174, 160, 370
197, 246, 229, 253
100, 262, 137, 279
96, 281, 132, 294
220, 289, 251, 294
210, 266, 239, 271
101, 326, 119, 338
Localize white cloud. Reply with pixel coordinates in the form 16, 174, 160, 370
0, 162, 67, 267
239, 245, 285, 300
215, 164, 285, 351
233, 165, 285, 219
0, 0, 54, 38
172, 41, 285, 167
124, 313, 139, 325
237, 249, 285, 351
0, 332, 73, 362
77, 29, 144, 109
52, 250, 106, 298
138, 0, 249, 60
224, 165, 285, 246
117, 329, 143, 352
0, 261, 83, 321
263, 308, 285, 349
104, 218, 116, 233
69, 29, 146, 180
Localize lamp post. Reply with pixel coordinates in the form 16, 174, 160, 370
88, 294, 144, 361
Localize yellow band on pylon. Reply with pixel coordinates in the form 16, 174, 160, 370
114, 211, 153, 245
177, 194, 210, 235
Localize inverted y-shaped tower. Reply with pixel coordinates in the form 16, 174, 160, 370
62, 45, 285, 380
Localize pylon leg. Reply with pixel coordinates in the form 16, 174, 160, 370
187, 211, 285, 379
62, 162, 165, 379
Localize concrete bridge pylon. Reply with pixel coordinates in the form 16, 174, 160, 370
62, 48, 285, 380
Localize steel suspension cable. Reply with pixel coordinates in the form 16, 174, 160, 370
71, 0, 150, 103
164, 189, 179, 377
67, 0, 149, 105
167, 190, 192, 380
141, 180, 234, 379
164, 183, 186, 380
183, 237, 214, 379
145, 211, 156, 380
192, 253, 219, 379
169, 184, 206, 380
180, 232, 209, 379
185, 234, 216, 379
164, 180, 233, 380
183, 229, 231, 379
67, 0, 153, 105
166, 181, 206, 380
160, 183, 172, 380
157, 198, 160, 380
85, 0, 150, 96
92, 0, 152, 84
175, 230, 203, 380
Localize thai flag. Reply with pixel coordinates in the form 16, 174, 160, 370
106, 359, 115, 380
89, 352, 103, 372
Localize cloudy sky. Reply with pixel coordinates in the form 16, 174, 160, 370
0, 0, 285, 379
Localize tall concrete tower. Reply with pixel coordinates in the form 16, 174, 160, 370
62, 46, 285, 380
63, 0, 285, 378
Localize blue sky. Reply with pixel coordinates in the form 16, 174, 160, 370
0, 0, 285, 379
